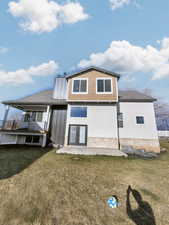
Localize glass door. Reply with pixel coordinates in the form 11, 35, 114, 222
68, 125, 87, 146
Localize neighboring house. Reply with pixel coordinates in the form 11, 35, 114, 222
158, 130, 169, 139
0, 67, 160, 153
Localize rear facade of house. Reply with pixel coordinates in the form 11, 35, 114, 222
0, 67, 160, 153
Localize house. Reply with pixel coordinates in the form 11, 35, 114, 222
0, 67, 160, 153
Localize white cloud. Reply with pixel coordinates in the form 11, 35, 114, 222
78, 38, 169, 80
0, 47, 9, 54
8, 0, 89, 33
0, 60, 59, 85
110, 0, 139, 10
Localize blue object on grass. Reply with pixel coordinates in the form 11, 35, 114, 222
107, 196, 119, 208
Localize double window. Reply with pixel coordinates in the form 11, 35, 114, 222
25, 135, 40, 144
136, 116, 144, 124
96, 78, 112, 93
24, 112, 43, 122
72, 79, 87, 94
72, 78, 112, 94
70, 107, 87, 118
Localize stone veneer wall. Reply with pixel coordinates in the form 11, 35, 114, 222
64, 136, 119, 149
119, 138, 160, 153
87, 137, 119, 149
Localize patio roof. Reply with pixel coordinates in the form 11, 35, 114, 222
2, 90, 67, 110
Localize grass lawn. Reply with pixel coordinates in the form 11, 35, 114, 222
0, 141, 169, 225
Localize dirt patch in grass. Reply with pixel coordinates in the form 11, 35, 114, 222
0, 142, 168, 225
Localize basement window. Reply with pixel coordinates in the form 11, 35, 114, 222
25, 136, 40, 144
136, 116, 144, 124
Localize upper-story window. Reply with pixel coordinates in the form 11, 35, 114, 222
136, 116, 144, 124
96, 78, 112, 94
24, 112, 43, 122
72, 78, 88, 94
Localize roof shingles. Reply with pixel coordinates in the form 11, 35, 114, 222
2, 89, 156, 106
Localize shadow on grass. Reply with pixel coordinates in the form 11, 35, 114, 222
126, 185, 156, 225
0, 145, 50, 180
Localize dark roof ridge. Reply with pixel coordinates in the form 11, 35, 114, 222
66, 66, 120, 79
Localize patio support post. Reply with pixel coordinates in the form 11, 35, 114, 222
2, 105, 10, 129
42, 134, 47, 147
46, 105, 51, 131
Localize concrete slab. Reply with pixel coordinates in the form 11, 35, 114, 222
57, 147, 128, 157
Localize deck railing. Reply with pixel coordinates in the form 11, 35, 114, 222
0, 120, 47, 132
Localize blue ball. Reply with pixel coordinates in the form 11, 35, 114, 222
107, 196, 118, 208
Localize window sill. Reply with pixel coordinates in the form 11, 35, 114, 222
96, 92, 113, 94
72, 92, 88, 95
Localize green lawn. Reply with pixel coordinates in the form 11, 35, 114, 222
0, 141, 169, 225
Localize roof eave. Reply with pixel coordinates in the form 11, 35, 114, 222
2, 101, 67, 106
119, 98, 157, 102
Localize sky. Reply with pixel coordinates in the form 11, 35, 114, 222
0, 0, 169, 119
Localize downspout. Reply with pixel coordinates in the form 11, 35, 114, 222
116, 102, 121, 150
116, 77, 120, 150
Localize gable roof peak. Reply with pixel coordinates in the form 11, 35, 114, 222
66, 66, 120, 79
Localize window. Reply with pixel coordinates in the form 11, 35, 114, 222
136, 116, 144, 124
24, 113, 30, 122
32, 136, 40, 143
25, 135, 40, 144
72, 79, 87, 93
70, 107, 87, 117
97, 78, 112, 93
32, 112, 36, 122
24, 112, 43, 122
36, 112, 43, 122
25, 136, 32, 143
118, 113, 123, 128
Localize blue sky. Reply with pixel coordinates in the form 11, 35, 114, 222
0, 0, 169, 119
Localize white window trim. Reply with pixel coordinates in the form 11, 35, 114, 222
96, 77, 113, 94
24, 111, 43, 123
72, 78, 88, 94
136, 116, 145, 125
70, 106, 88, 118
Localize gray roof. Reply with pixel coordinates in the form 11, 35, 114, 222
66, 66, 120, 79
2, 89, 156, 106
2, 90, 67, 106
119, 90, 156, 102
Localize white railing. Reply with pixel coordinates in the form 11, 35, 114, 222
0, 120, 47, 132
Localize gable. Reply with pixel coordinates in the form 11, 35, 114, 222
67, 69, 118, 102
66, 67, 120, 80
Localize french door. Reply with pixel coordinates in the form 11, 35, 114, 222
68, 125, 87, 146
